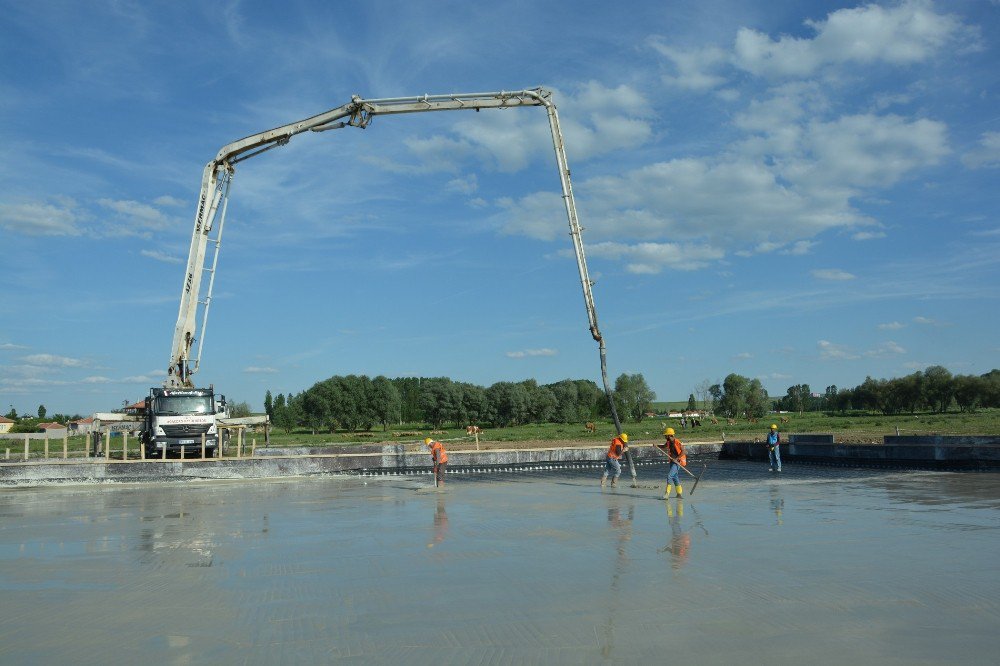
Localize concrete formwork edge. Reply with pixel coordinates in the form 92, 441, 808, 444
0, 443, 723, 487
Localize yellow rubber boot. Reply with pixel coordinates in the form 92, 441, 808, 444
663, 485, 671, 500
675, 484, 683, 499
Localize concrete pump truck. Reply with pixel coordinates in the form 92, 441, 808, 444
144, 89, 629, 469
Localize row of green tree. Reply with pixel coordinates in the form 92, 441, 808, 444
264, 374, 656, 433
263, 365, 997, 433
709, 366, 1000, 418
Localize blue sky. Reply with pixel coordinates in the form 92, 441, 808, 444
1, 0, 998, 417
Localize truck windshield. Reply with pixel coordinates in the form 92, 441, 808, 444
154, 396, 214, 415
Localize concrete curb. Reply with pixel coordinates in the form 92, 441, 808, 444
722, 436, 1000, 469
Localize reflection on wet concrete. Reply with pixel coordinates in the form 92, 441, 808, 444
770, 485, 785, 526
1, 462, 999, 663
659, 500, 692, 570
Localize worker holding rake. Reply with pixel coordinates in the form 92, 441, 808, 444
425, 437, 448, 487
658, 427, 686, 499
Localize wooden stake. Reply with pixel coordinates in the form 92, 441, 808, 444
24, 436, 29, 461
63, 434, 68, 459
201, 432, 206, 460
44, 436, 49, 459
104, 431, 110, 461
122, 431, 128, 461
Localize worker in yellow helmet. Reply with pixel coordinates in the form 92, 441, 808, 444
766, 424, 782, 472
657, 427, 686, 499
425, 437, 448, 486
600, 432, 629, 488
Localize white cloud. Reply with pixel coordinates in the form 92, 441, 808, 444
244, 366, 278, 374
21, 353, 88, 367
648, 38, 729, 91
782, 240, 817, 255
444, 174, 478, 195
961, 131, 1000, 169
794, 114, 949, 190
451, 82, 653, 171
80, 376, 112, 384
585, 241, 724, 274
123, 372, 162, 383
506, 348, 557, 359
878, 321, 905, 330
811, 268, 855, 281
818, 339, 859, 360
0, 200, 83, 236
864, 341, 906, 357
733, 352, 753, 360
733, 1, 971, 79
153, 195, 186, 207
97, 198, 173, 231
141, 249, 183, 264
0, 342, 28, 350
853, 230, 887, 240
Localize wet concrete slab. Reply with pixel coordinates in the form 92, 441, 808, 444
2, 459, 999, 664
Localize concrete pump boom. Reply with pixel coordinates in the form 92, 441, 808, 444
167, 88, 627, 440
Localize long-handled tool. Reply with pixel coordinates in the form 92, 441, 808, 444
654, 446, 708, 496
433, 463, 439, 488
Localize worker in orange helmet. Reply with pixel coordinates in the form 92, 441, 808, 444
657, 427, 686, 499
600, 432, 629, 488
425, 437, 448, 487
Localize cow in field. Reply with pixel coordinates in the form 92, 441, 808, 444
780, 416, 790, 424
585, 422, 597, 432
466, 425, 482, 435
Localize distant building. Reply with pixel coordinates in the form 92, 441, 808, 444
0, 416, 13, 434
68, 417, 95, 435
123, 401, 146, 416
37, 422, 68, 438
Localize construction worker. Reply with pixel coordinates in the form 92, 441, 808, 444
767, 424, 782, 472
657, 427, 686, 499
600, 432, 629, 488
425, 437, 448, 486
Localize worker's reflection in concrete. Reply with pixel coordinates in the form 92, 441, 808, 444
658, 499, 691, 570
601, 504, 635, 659
770, 486, 784, 526
429, 496, 449, 548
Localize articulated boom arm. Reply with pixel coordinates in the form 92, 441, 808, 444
166, 87, 619, 431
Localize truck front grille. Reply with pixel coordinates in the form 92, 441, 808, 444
161, 424, 212, 438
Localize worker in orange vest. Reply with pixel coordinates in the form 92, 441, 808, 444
600, 432, 629, 488
425, 437, 448, 486
657, 427, 686, 499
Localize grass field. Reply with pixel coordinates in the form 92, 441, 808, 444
259, 407, 1000, 448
